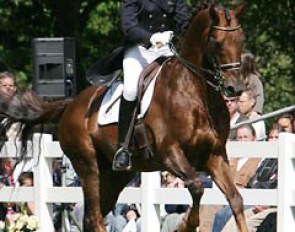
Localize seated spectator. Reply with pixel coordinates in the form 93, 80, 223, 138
107, 204, 141, 232
212, 124, 261, 232
52, 156, 81, 232
256, 212, 276, 232
219, 123, 283, 232
231, 124, 261, 188
237, 89, 266, 141
12, 158, 34, 187
69, 173, 141, 232
106, 174, 142, 232
223, 93, 247, 141
18, 171, 34, 215
276, 113, 294, 133
161, 172, 189, 232
0, 158, 17, 186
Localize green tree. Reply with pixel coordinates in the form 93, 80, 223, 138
0, 0, 121, 90
240, 0, 294, 114
0, 0, 294, 114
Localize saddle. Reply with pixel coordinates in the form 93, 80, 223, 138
94, 56, 171, 159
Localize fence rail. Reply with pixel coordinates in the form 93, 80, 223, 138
0, 133, 294, 232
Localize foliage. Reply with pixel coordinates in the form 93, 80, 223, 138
0, 0, 294, 113
240, 0, 295, 114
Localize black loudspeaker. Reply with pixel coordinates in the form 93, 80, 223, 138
32, 37, 76, 98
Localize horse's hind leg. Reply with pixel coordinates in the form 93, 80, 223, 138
162, 145, 204, 232
69, 147, 136, 232
69, 148, 106, 232
206, 154, 248, 232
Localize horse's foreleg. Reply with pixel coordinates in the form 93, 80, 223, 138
207, 155, 248, 232
162, 144, 204, 232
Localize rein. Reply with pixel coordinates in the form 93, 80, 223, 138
171, 23, 242, 93
170, 43, 220, 91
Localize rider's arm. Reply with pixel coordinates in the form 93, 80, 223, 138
121, 0, 152, 46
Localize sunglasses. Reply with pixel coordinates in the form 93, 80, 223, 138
224, 98, 237, 103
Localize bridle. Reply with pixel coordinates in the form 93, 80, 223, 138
172, 23, 242, 94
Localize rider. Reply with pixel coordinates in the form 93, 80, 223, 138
112, 0, 188, 171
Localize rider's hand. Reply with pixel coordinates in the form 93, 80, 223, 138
161, 31, 174, 44
150, 31, 174, 48
150, 32, 164, 48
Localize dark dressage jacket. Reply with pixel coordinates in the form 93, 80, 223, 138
122, 0, 188, 47
87, 0, 188, 84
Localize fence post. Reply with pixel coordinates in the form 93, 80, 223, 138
141, 172, 161, 232
33, 133, 55, 231
277, 133, 295, 232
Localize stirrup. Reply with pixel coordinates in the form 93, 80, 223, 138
112, 147, 132, 171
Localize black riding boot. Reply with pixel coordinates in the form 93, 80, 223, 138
112, 97, 137, 171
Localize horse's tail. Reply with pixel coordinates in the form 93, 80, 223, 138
0, 90, 71, 125
0, 90, 72, 155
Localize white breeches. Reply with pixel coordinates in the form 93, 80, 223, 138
122, 44, 173, 101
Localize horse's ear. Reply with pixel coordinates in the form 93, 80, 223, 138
234, 4, 246, 17
209, 4, 218, 22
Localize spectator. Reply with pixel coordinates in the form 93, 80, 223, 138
0, 72, 20, 141
18, 171, 34, 215
0, 73, 33, 188
223, 93, 247, 140
0, 158, 17, 223
106, 174, 142, 232
52, 156, 81, 232
240, 52, 264, 114
212, 124, 261, 232
231, 124, 261, 188
276, 113, 294, 133
0, 71, 17, 99
108, 204, 141, 232
0, 158, 17, 186
160, 172, 189, 232
12, 158, 34, 187
220, 123, 283, 232
237, 89, 266, 141
255, 212, 276, 232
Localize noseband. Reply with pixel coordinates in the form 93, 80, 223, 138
172, 23, 242, 92
212, 24, 242, 72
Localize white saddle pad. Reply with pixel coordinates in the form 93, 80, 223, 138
98, 77, 157, 125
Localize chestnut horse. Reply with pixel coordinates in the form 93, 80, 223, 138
0, 3, 248, 232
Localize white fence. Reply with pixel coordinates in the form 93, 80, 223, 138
0, 133, 295, 232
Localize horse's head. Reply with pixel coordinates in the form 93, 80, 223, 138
180, 4, 246, 96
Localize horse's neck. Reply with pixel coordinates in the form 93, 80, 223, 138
180, 38, 203, 65
180, 10, 211, 65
